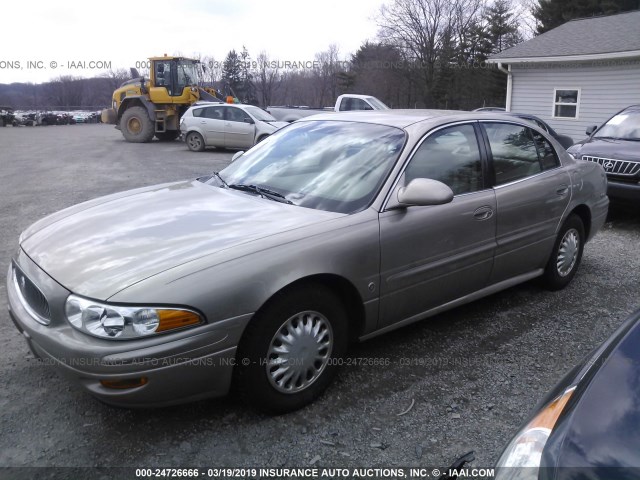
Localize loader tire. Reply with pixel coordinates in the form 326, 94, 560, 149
121, 106, 154, 143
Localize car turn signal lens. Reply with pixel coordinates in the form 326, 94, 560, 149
495, 386, 575, 477
100, 377, 148, 389
157, 310, 201, 332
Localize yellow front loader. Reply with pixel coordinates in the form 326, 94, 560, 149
102, 55, 222, 143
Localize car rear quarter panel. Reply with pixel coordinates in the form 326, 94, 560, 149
562, 152, 609, 241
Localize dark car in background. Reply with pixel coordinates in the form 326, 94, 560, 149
496, 308, 640, 478
510, 113, 574, 150
474, 111, 574, 149
567, 105, 640, 201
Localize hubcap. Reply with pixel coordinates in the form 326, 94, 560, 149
557, 228, 579, 277
188, 134, 201, 150
266, 311, 333, 394
127, 117, 141, 134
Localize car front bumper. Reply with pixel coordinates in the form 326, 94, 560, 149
607, 179, 640, 201
7, 252, 251, 408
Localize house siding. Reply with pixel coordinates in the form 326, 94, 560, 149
509, 59, 640, 141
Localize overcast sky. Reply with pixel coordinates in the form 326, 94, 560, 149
1, 0, 385, 84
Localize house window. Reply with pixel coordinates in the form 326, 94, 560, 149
553, 89, 580, 119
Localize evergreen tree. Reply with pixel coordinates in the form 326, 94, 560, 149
239, 46, 257, 104
533, 0, 640, 34
485, 0, 522, 54
222, 50, 242, 97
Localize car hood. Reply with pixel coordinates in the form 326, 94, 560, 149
263, 120, 290, 130
21, 180, 340, 300
545, 313, 640, 473
569, 138, 640, 161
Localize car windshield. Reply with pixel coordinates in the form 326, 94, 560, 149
176, 61, 200, 87
244, 105, 277, 122
215, 120, 406, 214
366, 97, 390, 110
595, 111, 640, 140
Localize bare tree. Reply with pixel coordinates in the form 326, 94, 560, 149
377, 0, 489, 106
311, 44, 344, 106
254, 51, 281, 107
201, 55, 222, 86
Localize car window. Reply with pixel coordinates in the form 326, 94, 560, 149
594, 111, 640, 140
218, 120, 405, 214
405, 124, 483, 195
339, 98, 374, 111
226, 107, 251, 123
483, 123, 542, 185
531, 130, 560, 170
532, 119, 549, 132
192, 108, 206, 118
203, 106, 224, 120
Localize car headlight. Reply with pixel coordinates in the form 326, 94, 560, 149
495, 386, 575, 479
65, 294, 203, 339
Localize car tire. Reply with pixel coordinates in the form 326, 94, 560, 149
185, 131, 205, 152
120, 106, 154, 143
235, 284, 348, 414
542, 214, 585, 291
155, 130, 180, 142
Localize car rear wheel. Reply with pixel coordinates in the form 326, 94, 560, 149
186, 132, 205, 152
542, 214, 585, 290
234, 284, 348, 414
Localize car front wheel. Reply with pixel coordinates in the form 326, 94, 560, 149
235, 284, 348, 414
542, 214, 585, 290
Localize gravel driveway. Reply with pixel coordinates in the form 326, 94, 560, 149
1, 124, 638, 475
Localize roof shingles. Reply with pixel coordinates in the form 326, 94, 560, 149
490, 10, 640, 60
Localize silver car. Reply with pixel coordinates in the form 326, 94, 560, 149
8, 111, 609, 413
180, 102, 289, 152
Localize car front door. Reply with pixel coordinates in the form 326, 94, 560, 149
378, 123, 497, 328
224, 107, 256, 149
199, 106, 225, 147
480, 121, 571, 283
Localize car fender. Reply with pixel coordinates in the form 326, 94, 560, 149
108, 209, 382, 337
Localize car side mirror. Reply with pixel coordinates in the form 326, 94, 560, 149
231, 151, 244, 162
244, 118, 255, 125
395, 178, 454, 207
585, 125, 597, 136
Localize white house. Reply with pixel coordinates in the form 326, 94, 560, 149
488, 10, 640, 141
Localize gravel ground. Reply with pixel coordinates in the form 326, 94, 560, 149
0, 124, 638, 474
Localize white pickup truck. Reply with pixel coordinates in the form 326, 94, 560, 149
267, 94, 389, 122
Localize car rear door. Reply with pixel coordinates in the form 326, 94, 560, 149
224, 107, 256, 149
198, 106, 225, 146
479, 121, 571, 283
378, 122, 497, 328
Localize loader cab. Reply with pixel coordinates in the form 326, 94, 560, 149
149, 57, 201, 102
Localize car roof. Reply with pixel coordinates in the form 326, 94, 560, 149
190, 102, 257, 110
621, 105, 640, 113
301, 109, 538, 129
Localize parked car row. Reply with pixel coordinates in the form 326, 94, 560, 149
6, 110, 102, 127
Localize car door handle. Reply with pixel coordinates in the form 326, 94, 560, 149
556, 185, 569, 196
473, 206, 494, 221
200, 121, 206, 124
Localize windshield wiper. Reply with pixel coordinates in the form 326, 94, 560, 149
228, 183, 295, 205
211, 171, 228, 188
